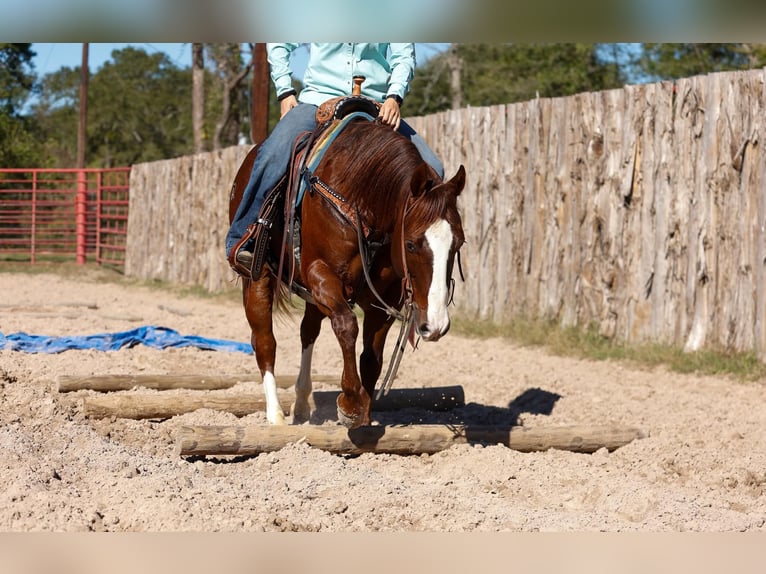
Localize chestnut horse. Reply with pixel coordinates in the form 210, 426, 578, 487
229, 117, 466, 428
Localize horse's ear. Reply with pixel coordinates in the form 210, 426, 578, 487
410, 162, 434, 198
448, 165, 466, 197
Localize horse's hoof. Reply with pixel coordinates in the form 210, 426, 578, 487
337, 407, 358, 428
291, 401, 311, 425
336, 405, 370, 429
336, 393, 370, 428
267, 409, 286, 425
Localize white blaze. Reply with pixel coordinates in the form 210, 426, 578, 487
424, 218, 452, 335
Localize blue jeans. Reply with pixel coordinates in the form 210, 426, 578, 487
226, 102, 444, 256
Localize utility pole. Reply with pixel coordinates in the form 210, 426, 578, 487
251, 43, 269, 144
77, 43, 89, 168
76, 42, 89, 264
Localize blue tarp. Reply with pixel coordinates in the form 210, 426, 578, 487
0, 326, 253, 354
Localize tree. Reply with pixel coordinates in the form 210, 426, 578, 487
0, 43, 36, 115
32, 66, 79, 166
33, 47, 195, 167
635, 43, 766, 81
0, 43, 41, 167
205, 43, 251, 150
404, 43, 627, 117
192, 43, 206, 153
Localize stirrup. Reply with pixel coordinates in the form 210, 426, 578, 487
228, 218, 271, 279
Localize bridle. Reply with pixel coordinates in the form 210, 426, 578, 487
304, 161, 463, 399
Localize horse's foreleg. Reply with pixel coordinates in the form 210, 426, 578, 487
360, 308, 396, 399
292, 303, 324, 424
243, 276, 285, 425
331, 309, 369, 428
306, 263, 369, 428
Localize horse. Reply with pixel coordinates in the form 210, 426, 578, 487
229, 114, 466, 429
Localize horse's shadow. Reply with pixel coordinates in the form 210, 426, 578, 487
309, 386, 562, 427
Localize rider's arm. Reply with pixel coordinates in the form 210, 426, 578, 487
386, 43, 415, 102
267, 43, 301, 100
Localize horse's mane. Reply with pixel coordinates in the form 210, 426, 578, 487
314, 118, 462, 248
324, 120, 434, 222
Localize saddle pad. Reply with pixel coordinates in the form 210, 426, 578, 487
296, 111, 376, 206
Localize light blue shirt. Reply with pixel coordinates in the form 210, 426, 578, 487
267, 43, 416, 106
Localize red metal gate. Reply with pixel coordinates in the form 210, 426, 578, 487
0, 168, 130, 267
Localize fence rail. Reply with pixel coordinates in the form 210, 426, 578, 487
0, 168, 130, 266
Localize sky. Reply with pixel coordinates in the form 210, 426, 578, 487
32, 43, 193, 76
31, 43, 450, 81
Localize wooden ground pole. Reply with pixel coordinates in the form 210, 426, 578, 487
56, 373, 337, 392
176, 424, 646, 456
82, 386, 465, 420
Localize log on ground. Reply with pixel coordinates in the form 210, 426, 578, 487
176, 424, 646, 456
56, 373, 338, 392
82, 386, 465, 420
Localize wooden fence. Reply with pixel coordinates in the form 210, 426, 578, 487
125, 146, 250, 292
126, 69, 766, 359
410, 69, 766, 359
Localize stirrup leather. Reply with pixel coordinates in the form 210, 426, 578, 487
228, 180, 284, 279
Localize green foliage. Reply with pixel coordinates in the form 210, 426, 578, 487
0, 112, 42, 167
33, 46, 247, 167
636, 43, 766, 81
90, 48, 194, 166
0, 43, 42, 167
32, 47, 197, 167
0, 43, 36, 115
404, 43, 626, 116
32, 67, 79, 166
204, 43, 251, 149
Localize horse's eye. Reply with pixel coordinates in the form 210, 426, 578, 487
405, 240, 417, 253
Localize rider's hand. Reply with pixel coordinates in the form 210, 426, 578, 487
280, 95, 298, 118
379, 97, 401, 131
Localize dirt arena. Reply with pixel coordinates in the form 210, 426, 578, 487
1, 268, 765, 532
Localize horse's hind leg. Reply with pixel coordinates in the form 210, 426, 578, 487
292, 302, 324, 424
243, 275, 285, 425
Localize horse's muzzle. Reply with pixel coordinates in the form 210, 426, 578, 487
417, 319, 450, 342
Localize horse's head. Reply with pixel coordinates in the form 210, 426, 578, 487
394, 164, 466, 342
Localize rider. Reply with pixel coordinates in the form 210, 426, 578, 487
226, 43, 444, 278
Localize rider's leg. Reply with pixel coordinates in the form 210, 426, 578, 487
226, 103, 318, 260
398, 119, 445, 180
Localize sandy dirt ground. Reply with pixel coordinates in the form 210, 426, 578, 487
1, 268, 765, 532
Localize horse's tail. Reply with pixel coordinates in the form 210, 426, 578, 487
272, 278, 292, 314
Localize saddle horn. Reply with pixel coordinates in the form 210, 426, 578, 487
352, 76, 365, 96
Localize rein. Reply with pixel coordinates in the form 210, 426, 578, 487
355, 207, 408, 323
375, 199, 416, 399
